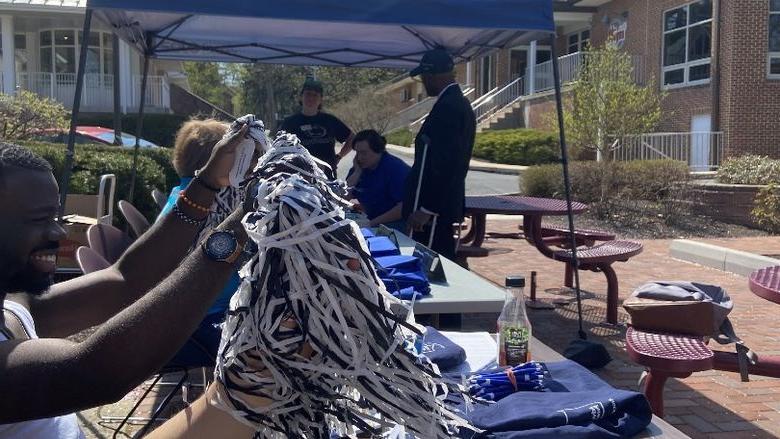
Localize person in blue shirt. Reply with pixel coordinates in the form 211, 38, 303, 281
158, 119, 242, 367
346, 130, 411, 231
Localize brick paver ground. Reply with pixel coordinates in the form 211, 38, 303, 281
469, 220, 780, 439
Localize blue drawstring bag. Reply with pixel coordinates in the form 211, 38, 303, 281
422, 327, 467, 371
451, 360, 652, 438
365, 236, 401, 258
374, 255, 431, 298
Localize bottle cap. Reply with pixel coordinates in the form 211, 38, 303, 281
505, 275, 525, 288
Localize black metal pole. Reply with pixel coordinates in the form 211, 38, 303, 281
58, 8, 93, 220
550, 36, 587, 340
127, 53, 150, 204
112, 33, 122, 145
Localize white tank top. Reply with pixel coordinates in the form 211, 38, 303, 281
0, 300, 85, 439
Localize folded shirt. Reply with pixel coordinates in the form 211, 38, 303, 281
375, 255, 431, 298
365, 236, 401, 258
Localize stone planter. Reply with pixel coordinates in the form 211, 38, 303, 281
690, 181, 764, 228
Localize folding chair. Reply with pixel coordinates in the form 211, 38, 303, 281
75, 246, 111, 274
86, 223, 132, 264
151, 188, 167, 211
118, 200, 151, 239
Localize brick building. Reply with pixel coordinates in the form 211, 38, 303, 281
384, 0, 780, 167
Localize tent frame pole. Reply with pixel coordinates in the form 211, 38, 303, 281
550, 35, 587, 340
128, 52, 150, 204
58, 8, 93, 220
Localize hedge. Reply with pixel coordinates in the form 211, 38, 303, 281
385, 128, 414, 147
20, 141, 176, 222
716, 155, 780, 185
76, 113, 189, 148
523, 159, 690, 203
473, 129, 559, 165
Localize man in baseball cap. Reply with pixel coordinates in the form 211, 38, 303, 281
403, 47, 476, 259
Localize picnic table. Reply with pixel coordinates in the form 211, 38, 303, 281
445, 331, 689, 438
463, 195, 588, 252
748, 265, 780, 304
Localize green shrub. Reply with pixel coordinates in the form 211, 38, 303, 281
0, 90, 68, 140
752, 183, 780, 232
385, 128, 414, 147
20, 141, 175, 222
522, 159, 690, 204
717, 155, 780, 185
473, 129, 559, 165
76, 113, 189, 147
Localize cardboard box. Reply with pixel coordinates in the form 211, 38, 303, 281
64, 194, 99, 218
57, 214, 98, 270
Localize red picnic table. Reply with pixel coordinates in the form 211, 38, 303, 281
626, 265, 780, 417
463, 195, 643, 325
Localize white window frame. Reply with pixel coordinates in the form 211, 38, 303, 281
661, 1, 713, 90
770, 1, 780, 79
566, 29, 591, 54
39, 28, 112, 77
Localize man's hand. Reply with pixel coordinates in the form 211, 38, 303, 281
198, 124, 249, 189
408, 209, 433, 232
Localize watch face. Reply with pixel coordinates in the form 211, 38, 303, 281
207, 231, 237, 260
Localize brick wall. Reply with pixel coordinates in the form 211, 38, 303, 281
590, 0, 713, 134
720, 0, 780, 157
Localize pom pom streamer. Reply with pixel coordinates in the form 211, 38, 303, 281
212, 133, 473, 438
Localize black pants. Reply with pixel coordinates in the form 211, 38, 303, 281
413, 217, 456, 260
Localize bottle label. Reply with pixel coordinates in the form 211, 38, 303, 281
500, 326, 530, 366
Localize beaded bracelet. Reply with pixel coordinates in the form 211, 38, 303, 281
179, 191, 211, 213
171, 203, 206, 225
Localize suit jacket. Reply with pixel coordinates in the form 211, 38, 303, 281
403, 84, 476, 222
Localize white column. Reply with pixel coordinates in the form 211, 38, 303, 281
1, 15, 16, 94
466, 61, 473, 87
527, 40, 537, 95
118, 39, 131, 112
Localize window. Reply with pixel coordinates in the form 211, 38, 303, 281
770, 0, 780, 78
39, 29, 113, 77
662, 0, 712, 87
400, 87, 411, 102
0, 33, 28, 74
567, 29, 591, 54
479, 54, 495, 94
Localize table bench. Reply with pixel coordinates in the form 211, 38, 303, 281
554, 240, 644, 324
625, 265, 780, 418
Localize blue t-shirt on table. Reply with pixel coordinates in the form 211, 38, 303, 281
158, 177, 240, 317
348, 153, 411, 222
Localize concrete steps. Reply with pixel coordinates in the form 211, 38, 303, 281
477, 100, 525, 133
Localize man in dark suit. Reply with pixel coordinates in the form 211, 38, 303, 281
403, 48, 476, 260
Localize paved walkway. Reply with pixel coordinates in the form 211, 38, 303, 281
469, 221, 780, 439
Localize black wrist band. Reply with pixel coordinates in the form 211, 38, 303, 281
194, 174, 221, 192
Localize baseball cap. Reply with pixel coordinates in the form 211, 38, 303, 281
301, 77, 323, 94
409, 48, 455, 77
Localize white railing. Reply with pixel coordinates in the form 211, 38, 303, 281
386, 95, 437, 133
530, 52, 645, 94
612, 131, 724, 171
4, 71, 170, 112
473, 76, 525, 122
131, 75, 169, 109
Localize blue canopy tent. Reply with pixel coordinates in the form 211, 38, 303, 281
66, 0, 588, 340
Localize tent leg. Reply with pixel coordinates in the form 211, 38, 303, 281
128, 54, 150, 204
550, 36, 586, 340
58, 8, 92, 220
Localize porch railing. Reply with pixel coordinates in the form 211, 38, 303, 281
612, 131, 724, 171
3, 71, 170, 112
473, 76, 525, 123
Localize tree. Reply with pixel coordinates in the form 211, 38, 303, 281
0, 90, 68, 140
230, 64, 401, 131
330, 87, 400, 134
182, 62, 235, 114
560, 41, 664, 161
